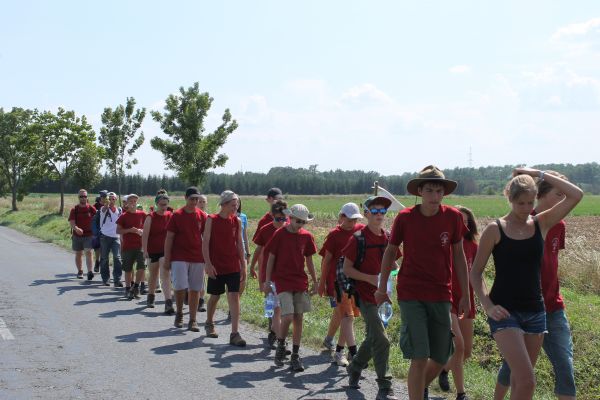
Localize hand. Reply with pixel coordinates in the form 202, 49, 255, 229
486, 304, 510, 321
458, 295, 471, 317
135, 228, 143, 236
374, 290, 392, 306
513, 167, 540, 178
309, 283, 318, 296
262, 281, 273, 295
249, 267, 257, 279
205, 263, 217, 279
74, 227, 83, 236
317, 281, 326, 297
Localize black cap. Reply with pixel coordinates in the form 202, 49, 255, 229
185, 186, 201, 198
99, 190, 108, 198
267, 187, 283, 199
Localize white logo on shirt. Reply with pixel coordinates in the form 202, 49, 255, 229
440, 232, 450, 247
552, 237, 559, 253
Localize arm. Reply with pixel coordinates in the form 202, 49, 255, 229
202, 218, 216, 278
452, 239, 471, 316
306, 255, 318, 295
237, 218, 247, 283
249, 245, 262, 279
318, 251, 333, 297
242, 222, 250, 261
142, 216, 152, 259
374, 244, 399, 305
470, 223, 510, 321
69, 219, 83, 236
163, 231, 174, 270
263, 252, 276, 294
343, 256, 378, 286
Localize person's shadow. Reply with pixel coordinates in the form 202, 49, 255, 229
115, 328, 186, 343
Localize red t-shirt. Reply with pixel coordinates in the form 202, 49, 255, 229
391, 205, 468, 302
341, 226, 400, 305
166, 207, 207, 263
208, 214, 241, 275
116, 210, 147, 251
253, 222, 279, 284
319, 223, 366, 297
451, 239, 478, 318
68, 204, 96, 237
252, 212, 272, 241
265, 227, 317, 293
541, 219, 566, 312
146, 211, 172, 254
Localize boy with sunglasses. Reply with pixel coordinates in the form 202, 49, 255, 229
343, 196, 401, 400
264, 204, 318, 372
378, 165, 470, 400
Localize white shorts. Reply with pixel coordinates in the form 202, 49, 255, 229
171, 262, 205, 291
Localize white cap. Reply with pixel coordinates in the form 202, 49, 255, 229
283, 204, 314, 222
125, 193, 139, 202
219, 190, 239, 205
339, 202, 363, 219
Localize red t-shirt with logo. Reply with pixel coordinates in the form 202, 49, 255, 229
391, 205, 468, 302
451, 239, 478, 318
540, 218, 566, 312
146, 211, 172, 254
208, 214, 241, 275
341, 226, 400, 305
69, 204, 97, 237
116, 211, 147, 251
167, 207, 207, 263
319, 224, 366, 297
265, 227, 317, 293
253, 222, 279, 284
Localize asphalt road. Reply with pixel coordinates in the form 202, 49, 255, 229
0, 226, 411, 400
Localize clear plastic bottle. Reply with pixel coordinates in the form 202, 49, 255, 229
377, 273, 394, 297
378, 302, 393, 328
264, 282, 277, 318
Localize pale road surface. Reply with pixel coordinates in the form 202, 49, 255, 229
0, 226, 424, 400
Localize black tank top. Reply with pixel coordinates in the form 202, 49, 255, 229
489, 217, 545, 312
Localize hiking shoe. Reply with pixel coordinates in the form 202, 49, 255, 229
376, 388, 398, 400
140, 282, 148, 295
290, 354, 304, 372
102, 280, 110, 286
174, 313, 184, 328
198, 297, 206, 312
423, 386, 429, 400
205, 322, 218, 338
346, 364, 361, 388
188, 320, 200, 332
322, 337, 335, 351
438, 370, 450, 392
76, 271, 84, 279
131, 285, 140, 300
334, 351, 349, 367
114, 281, 124, 288
146, 294, 155, 308
125, 287, 131, 299
267, 331, 277, 349
164, 299, 175, 315
94, 260, 100, 273
230, 332, 246, 347
156, 287, 162, 293
87, 271, 94, 281
456, 393, 469, 400
274, 342, 286, 367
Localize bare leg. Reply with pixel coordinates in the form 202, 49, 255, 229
278, 314, 293, 340
75, 250, 83, 273
272, 306, 282, 335
292, 313, 303, 346
135, 268, 145, 284
408, 358, 428, 399
206, 294, 220, 324
148, 262, 160, 294
84, 250, 93, 272
188, 290, 200, 322
326, 307, 341, 339
227, 292, 241, 333
174, 289, 186, 314
446, 314, 466, 393
159, 258, 172, 300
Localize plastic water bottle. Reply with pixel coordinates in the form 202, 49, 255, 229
264, 282, 277, 318
378, 302, 393, 328
329, 296, 337, 308
377, 273, 394, 297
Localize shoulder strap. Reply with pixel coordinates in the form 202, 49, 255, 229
354, 230, 367, 268
495, 219, 505, 238
101, 208, 111, 226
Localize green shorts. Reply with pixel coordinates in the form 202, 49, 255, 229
121, 249, 146, 272
399, 301, 454, 365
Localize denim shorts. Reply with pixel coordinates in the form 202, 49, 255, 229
488, 310, 547, 335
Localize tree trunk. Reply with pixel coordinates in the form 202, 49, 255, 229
11, 185, 18, 211
59, 177, 65, 215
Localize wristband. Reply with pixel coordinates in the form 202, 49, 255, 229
539, 170, 545, 181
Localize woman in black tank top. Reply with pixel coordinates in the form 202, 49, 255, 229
470, 168, 582, 400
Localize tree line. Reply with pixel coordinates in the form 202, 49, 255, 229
29, 162, 600, 197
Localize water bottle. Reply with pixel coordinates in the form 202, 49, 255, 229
377, 273, 394, 297
378, 302, 393, 328
329, 296, 337, 308
264, 282, 277, 318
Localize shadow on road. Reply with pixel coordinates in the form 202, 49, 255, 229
151, 335, 207, 355
115, 327, 187, 343
30, 273, 73, 287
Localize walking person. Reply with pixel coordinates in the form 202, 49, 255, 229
253, 187, 284, 241
142, 193, 173, 310
318, 202, 365, 366
68, 189, 97, 280
471, 168, 582, 400
203, 190, 247, 346
264, 204, 318, 372
92, 190, 107, 272
116, 194, 147, 300
492, 171, 579, 400
378, 165, 471, 400
99, 192, 123, 287
163, 187, 207, 331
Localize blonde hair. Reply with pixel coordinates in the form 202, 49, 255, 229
504, 175, 537, 202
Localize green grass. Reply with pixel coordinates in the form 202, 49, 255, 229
2, 194, 600, 399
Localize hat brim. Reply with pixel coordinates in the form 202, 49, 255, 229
345, 212, 364, 219
406, 178, 457, 196
365, 196, 393, 209
187, 194, 202, 198
283, 209, 314, 222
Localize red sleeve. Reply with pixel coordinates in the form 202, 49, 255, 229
341, 236, 358, 263
319, 230, 335, 257
304, 233, 318, 256
390, 214, 404, 246
254, 227, 269, 246
116, 213, 125, 227
68, 208, 76, 221
264, 230, 280, 256
167, 213, 179, 233
90, 205, 97, 215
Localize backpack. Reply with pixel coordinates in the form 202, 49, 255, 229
335, 229, 389, 305
93, 206, 122, 236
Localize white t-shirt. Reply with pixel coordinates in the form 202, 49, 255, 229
99, 207, 121, 238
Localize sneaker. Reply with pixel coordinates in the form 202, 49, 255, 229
156, 287, 162, 293
146, 294, 155, 308
438, 370, 450, 392
346, 364, 361, 389
198, 297, 206, 312
125, 287, 131, 299
114, 281, 124, 288
164, 299, 175, 315
86, 271, 94, 281
274, 342, 287, 367
140, 282, 148, 295
188, 320, 200, 332
205, 322, 218, 338
230, 332, 246, 347
76, 271, 84, 279
334, 351, 349, 367
423, 387, 429, 400
290, 354, 304, 372
456, 393, 469, 400
174, 312, 184, 328
376, 388, 399, 400
322, 337, 335, 351
132, 285, 141, 299
267, 331, 277, 349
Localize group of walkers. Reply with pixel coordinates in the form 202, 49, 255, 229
67, 165, 583, 400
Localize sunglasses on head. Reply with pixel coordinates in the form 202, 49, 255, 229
273, 216, 287, 222
367, 208, 387, 215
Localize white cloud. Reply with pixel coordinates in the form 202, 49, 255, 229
552, 17, 600, 40
449, 65, 471, 74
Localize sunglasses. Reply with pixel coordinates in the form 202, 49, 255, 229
79, 195, 87, 198
294, 218, 307, 225
273, 216, 287, 222
367, 208, 387, 215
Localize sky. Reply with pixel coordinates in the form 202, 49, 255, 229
1, 1, 599, 177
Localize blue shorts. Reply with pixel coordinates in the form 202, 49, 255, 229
488, 310, 547, 336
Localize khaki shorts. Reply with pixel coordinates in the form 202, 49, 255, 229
337, 293, 360, 318
171, 261, 205, 291
72, 235, 93, 251
278, 291, 312, 316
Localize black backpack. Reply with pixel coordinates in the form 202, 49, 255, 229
335, 229, 388, 305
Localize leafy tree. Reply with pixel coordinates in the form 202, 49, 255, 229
0, 107, 42, 211
33, 108, 96, 215
98, 97, 146, 203
70, 141, 104, 191
150, 82, 238, 186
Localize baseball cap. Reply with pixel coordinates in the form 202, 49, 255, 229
99, 190, 108, 198
125, 193, 139, 201
363, 196, 392, 209
339, 203, 363, 219
267, 187, 283, 199
185, 186, 202, 198
283, 204, 314, 222
220, 190, 239, 205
